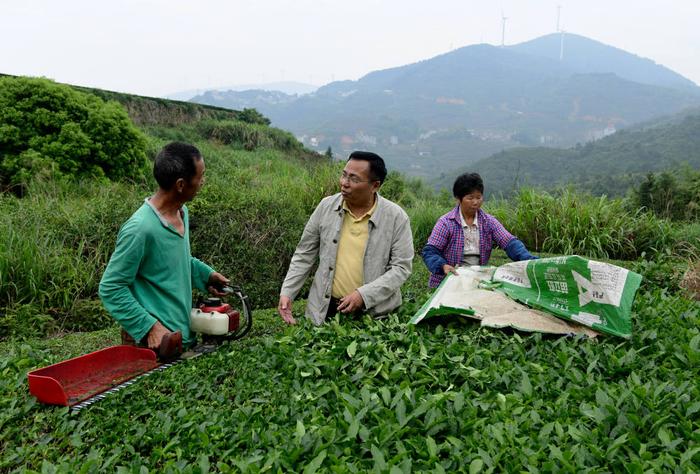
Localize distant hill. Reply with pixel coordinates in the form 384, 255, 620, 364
171, 81, 318, 101
445, 111, 700, 198
190, 89, 298, 112
189, 34, 700, 180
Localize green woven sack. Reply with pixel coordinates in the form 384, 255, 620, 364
491, 256, 642, 338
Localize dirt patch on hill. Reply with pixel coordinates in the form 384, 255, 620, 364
680, 262, 700, 300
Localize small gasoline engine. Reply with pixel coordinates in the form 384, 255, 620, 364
190, 285, 253, 342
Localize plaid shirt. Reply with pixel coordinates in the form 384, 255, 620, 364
424, 206, 514, 287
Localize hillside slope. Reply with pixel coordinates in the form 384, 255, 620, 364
447, 112, 700, 197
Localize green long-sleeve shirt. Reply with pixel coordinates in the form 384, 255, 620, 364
99, 199, 214, 345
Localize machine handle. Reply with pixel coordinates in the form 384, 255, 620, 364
216, 285, 253, 341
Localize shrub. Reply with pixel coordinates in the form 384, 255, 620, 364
0, 303, 56, 339
632, 250, 687, 295
631, 168, 700, 222
0, 77, 149, 193
237, 107, 271, 126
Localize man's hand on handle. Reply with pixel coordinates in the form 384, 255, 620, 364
278, 296, 297, 325
207, 272, 230, 297
147, 321, 171, 349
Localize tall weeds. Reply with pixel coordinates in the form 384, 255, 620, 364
488, 188, 673, 260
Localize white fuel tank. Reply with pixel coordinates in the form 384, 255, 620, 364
190, 308, 230, 335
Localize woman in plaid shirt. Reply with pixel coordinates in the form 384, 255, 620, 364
421, 173, 537, 288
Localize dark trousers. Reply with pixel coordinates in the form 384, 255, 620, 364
326, 297, 364, 320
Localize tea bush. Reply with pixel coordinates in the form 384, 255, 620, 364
1, 285, 698, 472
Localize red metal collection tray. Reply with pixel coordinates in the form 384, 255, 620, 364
27, 345, 158, 406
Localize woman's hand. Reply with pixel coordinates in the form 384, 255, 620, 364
442, 264, 458, 276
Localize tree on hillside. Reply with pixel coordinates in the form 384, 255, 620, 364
632, 168, 700, 221
238, 108, 271, 126
0, 77, 149, 194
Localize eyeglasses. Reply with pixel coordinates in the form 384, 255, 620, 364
340, 171, 373, 184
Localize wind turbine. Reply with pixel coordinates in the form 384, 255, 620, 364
556, 5, 561, 32
501, 11, 508, 47
559, 29, 566, 61
556, 5, 565, 61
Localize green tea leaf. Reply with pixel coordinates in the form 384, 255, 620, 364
303, 450, 327, 474
296, 419, 306, 440
454, 391, 465, 413
469, 458, 484, 474
426, 436, 438, 458
347, 418, 359, 439
346, 341, 358, 358
519, 373, 533, 397
689, 334, 699, 353
198, 454, 210, 474
396, 399, 407, 426
371, 445, 387, 470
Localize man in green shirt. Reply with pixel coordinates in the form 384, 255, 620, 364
99, 142, 229, 349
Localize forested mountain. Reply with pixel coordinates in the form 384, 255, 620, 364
190, 34, 700, 180
448, 112, 700, 197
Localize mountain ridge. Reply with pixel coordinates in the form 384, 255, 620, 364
189, 33, 700, 179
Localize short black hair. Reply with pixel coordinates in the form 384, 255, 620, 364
453, 172, 484, 200
348, 151, 387, 184
153, 142, 202, 190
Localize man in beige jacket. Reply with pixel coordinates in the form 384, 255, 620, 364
278, 151, 414, 325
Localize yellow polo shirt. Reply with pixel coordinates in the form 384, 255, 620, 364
332, 198, 377, 298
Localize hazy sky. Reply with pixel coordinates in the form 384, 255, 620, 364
2, 0, 699, 97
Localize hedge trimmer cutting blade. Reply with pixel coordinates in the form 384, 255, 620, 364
27, 286, 252, 413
